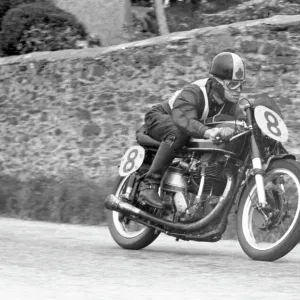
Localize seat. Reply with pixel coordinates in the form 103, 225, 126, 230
136, 132, 160, 148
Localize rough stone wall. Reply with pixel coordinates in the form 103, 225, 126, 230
0, 15, 300, 185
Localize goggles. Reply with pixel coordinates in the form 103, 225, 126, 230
224, 80, 245, 91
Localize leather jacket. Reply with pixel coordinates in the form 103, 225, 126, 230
146, 78, 236, 139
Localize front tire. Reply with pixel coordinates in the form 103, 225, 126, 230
237, 159, 300, 261
106, 175, 160, 250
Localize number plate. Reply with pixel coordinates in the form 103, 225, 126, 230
119, 146, 145, 177
254, 105, 288, 143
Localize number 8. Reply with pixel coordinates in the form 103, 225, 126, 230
123, 149, 138, 173
264, 111, 281, 137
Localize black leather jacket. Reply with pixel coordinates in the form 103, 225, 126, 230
148, 78, 236, 138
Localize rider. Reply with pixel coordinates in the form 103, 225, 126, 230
137, 51, 246, 209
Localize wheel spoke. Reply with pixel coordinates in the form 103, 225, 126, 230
242, 168, 300, 251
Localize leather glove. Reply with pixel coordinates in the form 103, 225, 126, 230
203, 128, 220, 140
204, 127, 235, 142
218, 127, 235, 141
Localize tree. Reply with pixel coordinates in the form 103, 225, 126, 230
154, 0, 169, 35
118, 0, 135, 42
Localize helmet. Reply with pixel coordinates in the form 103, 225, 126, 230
210, 52, 245, 81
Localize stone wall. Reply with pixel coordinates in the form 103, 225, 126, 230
0, 15, 300, 186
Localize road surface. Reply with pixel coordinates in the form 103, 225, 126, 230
0, 217, 300, 300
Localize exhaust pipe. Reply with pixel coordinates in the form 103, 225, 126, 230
105, 170, 235, 233
105, 194, 142, 216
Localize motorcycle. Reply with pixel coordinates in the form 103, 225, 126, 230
105, 95, 300, 261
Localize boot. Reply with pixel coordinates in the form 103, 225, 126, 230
139, 141, 177, 209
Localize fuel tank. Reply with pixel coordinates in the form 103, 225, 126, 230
187, 120, 248, 158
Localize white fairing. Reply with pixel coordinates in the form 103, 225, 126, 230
254, 105, 288, 143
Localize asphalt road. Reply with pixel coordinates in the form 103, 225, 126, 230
1, 217, 300, 300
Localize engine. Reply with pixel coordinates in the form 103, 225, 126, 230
161, 163, 227, 195
190, 162, 228, 196
160, 154, 239, 222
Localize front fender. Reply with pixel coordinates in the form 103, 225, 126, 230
263, 154, 296, 170
234, 154, 296, 213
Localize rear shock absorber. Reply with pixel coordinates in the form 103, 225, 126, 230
122, 174, 137, 201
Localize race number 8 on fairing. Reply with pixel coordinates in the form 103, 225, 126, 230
254, 105, 289, 143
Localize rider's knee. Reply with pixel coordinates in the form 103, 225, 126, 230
164, 128, 189, 148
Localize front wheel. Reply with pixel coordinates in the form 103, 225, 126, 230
237, 159, 300, 261
106, 175, 160, 250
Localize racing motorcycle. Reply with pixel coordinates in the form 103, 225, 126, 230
105, 95, 300, 261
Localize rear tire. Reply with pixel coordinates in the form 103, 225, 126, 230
237, 159, 300, 261
106, 176, 160, 250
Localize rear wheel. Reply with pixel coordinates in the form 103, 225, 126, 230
106, 175, 160, 250
237, 159, 300, 261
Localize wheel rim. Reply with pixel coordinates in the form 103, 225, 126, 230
242, 168, 300, 250
112, 176, 148, 238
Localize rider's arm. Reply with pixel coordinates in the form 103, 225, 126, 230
171, 84, 209, 139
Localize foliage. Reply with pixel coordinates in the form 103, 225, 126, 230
0, 0, 52, 30
131, 0, 244, 12
9, 0, 51, 8
0, 2, 88, 56
131, 0, 300, 40
202, 0, 243, 13
131, 0, 153, 6
17, 23, 86, 54
0, 0, 10, 29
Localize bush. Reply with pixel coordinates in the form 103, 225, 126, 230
9, 0, 51, 8
0, 0, 10, 29
0, 0, 52, 30
0, 2, 88, 56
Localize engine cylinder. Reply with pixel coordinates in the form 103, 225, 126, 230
161, 166, 188, 193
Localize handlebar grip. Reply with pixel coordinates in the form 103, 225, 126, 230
212, 136, 223, 145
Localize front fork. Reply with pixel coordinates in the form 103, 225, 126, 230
246, 107, 268, 207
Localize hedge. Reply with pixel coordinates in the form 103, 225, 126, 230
0, 2, 88, 56
0, 0, 10, 29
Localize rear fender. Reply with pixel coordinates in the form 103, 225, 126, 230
234, 154, 296, 213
